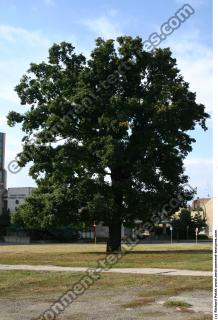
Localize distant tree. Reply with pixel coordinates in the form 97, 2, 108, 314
171, 208, 207, 240
0, 210, 11, 238
12, 184, 81, 230
8, 37, 209, 252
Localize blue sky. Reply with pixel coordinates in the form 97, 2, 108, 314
0, 0, 212, 197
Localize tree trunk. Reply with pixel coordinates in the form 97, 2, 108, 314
106, 222, 122, 253
107, 167, 123, 253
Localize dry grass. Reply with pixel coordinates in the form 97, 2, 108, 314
187, 314, 213, 320
122, 296, 156, 308
138, 276, 212, 297
0, 243, 212, 270
0, 243, 212, 254
0, 271, 212, 299
142, 311, 164, 317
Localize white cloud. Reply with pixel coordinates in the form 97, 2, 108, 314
80, 16, 122, 39
0, 25, 53, 188
0, 25, 50, 47
165, 32, 212, 114
0, 25, 54, 105
0, 24, 79, 188
162, 30, 213, 196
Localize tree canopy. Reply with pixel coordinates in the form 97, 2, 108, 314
8, 37, 209, 251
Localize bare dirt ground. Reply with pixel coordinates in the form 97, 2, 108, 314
0, 288, 212, 320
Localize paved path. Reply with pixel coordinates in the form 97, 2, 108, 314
0, 264, 212, 276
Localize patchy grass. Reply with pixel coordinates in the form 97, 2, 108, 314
122, 296, 156, 308
187, 315, 213, 320
119, 275, 212, 310
138, 276, 212, 298
0, 271, 212, 319
0, 271, 212, 299
0, 243, 212, 270
163, 299, 192, 308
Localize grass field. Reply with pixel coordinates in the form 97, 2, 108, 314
0, 244, 212, 319
0, 243, 212, 270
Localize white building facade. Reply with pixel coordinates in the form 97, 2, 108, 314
7, 187, 35, 213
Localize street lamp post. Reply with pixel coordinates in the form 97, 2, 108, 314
170, 225, 173, 244
195, 227, 198, 244
93, 222, 97, 244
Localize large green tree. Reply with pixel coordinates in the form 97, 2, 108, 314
8, 37, 209, 252
171, 209, 207, 240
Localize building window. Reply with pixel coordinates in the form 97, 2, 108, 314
15, 200, 19, 205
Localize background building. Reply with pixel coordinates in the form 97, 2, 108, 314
7, 187, 35, 214
192, 197, 213, 238
0, 132, 35, 215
